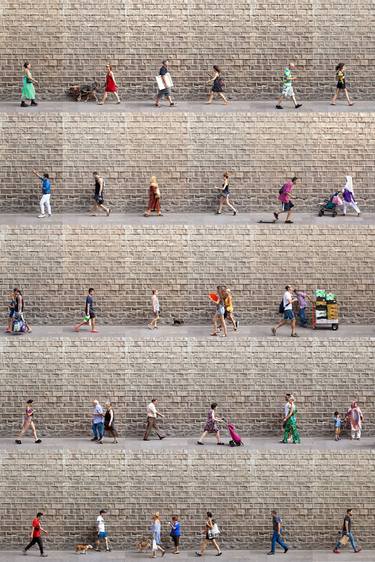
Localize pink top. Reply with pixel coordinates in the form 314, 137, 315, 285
278, 180, 293, 203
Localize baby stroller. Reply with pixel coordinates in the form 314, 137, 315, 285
318, 192, 342, 217
227, 420, 244, 447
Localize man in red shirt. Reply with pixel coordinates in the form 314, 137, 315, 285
23, 512, 48, 557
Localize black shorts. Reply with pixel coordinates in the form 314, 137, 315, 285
282, 201, 294, 211
171, 536, 180, 547
337, 81, 346, 90
89, 312, 96, 319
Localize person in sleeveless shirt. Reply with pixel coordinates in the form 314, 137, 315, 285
98, 64, 121, 105
207, 65, 228, 105
90, 172, 111, 216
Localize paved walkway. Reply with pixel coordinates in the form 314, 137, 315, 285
1, 437, 373, 452
1, 100, 375, 114
1, 324, 373, 340
1, 549, 374, 561
0, 212, 373, 227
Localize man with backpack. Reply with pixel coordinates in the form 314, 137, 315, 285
272, 285, 298, 337
274, 176, 299, 223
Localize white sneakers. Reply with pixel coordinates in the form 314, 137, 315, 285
37, 214, 52, 218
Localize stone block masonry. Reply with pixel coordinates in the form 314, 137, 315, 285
1, 112, 375, 212
1, 338, 374, 437
1, 1, 375, 99
0, 449, 374, 549
0, 224, 374, 324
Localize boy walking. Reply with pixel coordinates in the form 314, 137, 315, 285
96, 510, 112, 552
32, 169, 52, 218
276, 62, 303, 109
23, 511, 48, 557
74, 288, 97, 333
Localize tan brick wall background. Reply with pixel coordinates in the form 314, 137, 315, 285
2, 337, 374, 437
1, 1, 375, 99
1, 224, 374, 323
0, 449, 374, 549
1, 113, 374, 212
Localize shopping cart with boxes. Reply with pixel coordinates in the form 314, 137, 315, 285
312, 289, 339, 331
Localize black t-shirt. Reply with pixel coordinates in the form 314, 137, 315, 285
159, 66, 168, 76
343, 515, 351, 533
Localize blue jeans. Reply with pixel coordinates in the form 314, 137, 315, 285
271, 531, 288, 553
336, 532, 358, 551
298, 307, 307, 326
92, 422, 104, 440
336, 531, 357, 552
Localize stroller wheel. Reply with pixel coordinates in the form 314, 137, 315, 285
318, 210, 324, 217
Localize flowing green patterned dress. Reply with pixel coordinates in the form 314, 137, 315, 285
21, 72, 36, 100
282, 404, 301, 444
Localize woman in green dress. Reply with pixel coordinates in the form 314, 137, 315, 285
282, 395, 300, 444
21, 62, 38, 107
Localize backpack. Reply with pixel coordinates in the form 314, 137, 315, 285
279, 300, 285, 314
279, 184, 285, 195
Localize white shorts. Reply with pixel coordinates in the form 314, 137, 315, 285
282, 84, 294, 98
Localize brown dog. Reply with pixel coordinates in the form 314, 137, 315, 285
75, 544, 93, 554
137, 538, 151, 552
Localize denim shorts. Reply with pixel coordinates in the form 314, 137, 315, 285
283, 309, 295, 320
98, 531, 108, 539
217, 305, 225, 317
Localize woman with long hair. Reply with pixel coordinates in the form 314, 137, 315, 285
331, 63, 353, 106
144, 176, 162, 217
207, 65, 228, 105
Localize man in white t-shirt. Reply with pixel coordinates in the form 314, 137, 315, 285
143, 398, 166, 441
272, 285, 298, 337
95, 509, 111, 552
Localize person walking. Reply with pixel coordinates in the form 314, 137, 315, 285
21, 62, 39, 107
273, 177, 299, 223
151, 512, 166, 558
98, 64, 121, 105
267, 510, 289, 555
23, 512, 48, 557
207, 66, 228, 105
148, 289, 160, 329
272, 285, 298, 337
294, 289, 311, 328
342, 176, 360, 216
195, 511, 222, 557
169, 515, 181, 554
223, 288, 238, 331
331, 63, 354, 106
216, 172, 237, 215
32, 169, 52, 218
15, 399, 42, 445
96, 510, 112, 552
91, 399, 105, 444
90, 172, 111, 216
143, 399, 166, 441
74, 288, 97, 333
144, 176, 162, 217
281, 393, 291, 443
281, 395, 300, 444
333, 509, 362, 554
276, 62, 302, 109
13, 288, 32, 333
345, 401, 364, 440
197, 403, 225, 446
155, 60, 175, 107
104, 402, 118, 444
211, 286, 228, 337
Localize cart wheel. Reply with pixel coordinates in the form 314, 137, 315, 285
318, 210, 324, 217
333, 210, 337, 217
332, 324, 338, 331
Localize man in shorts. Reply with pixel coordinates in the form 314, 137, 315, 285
91, 172, 110, 216
276, 62, 302, 109
274, 176, 299, 224
96, 509, 112, 552
155, 60, 175, 107
272, 285, 298, 337
74, 288, 97, 333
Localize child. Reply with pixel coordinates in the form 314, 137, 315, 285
169, 515, 181, 554
148, 289, 160, 329
333, 411, 342, 441
331, 63, 353, 106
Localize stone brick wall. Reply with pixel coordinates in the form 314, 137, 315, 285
1, 1, 375, 99
1, 113, 374, 212
1, 449, 374, 549
2, 337, 374, 437
1, 224, 374, 323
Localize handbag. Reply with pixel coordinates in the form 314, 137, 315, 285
208, 523, 220, 539
339, 534, 349, 547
